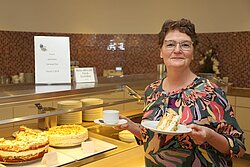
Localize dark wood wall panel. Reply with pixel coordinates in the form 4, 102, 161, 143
0, 31, 249, 88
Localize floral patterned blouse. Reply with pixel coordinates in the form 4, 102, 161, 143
138, 77, 245, 167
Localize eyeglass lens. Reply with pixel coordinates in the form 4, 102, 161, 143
163, 40, 193, 50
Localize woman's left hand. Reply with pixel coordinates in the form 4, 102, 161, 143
187, 124, 213, 145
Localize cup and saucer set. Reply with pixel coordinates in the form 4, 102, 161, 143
94, 110, 127, 127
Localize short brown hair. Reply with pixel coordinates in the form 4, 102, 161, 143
158, 18, 198, 48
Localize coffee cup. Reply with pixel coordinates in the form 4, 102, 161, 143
103, 110, 119, 124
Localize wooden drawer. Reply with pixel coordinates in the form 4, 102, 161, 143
236, 97, 250, 108
235, 107, 250, 131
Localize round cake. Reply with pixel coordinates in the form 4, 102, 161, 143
0, 126, 49, 163
47, 125, 88, 147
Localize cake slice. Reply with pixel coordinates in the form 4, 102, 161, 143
156, 111, 180, 131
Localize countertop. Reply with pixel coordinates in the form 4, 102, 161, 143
0, 74, 154, 105
0, 74, 249, 105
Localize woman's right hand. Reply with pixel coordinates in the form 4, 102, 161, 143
115, 115, 142, 140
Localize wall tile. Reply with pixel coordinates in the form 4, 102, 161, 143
0, 31, 249, 88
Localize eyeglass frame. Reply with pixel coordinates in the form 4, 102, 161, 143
162, 40, 194, 51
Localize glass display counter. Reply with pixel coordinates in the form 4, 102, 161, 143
0, 75, 152, 166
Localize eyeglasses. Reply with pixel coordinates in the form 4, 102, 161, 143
163, 40, 193, 51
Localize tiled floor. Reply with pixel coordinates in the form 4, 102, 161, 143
233, 158, 250, 167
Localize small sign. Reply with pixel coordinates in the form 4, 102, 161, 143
41, 152, 59, 166
74, 67, 97, 83
34, 36, 71, 84
81, 140, 95, 153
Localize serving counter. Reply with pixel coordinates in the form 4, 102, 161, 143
0, 73, 249, 104
0, 73, 250, 166
0, 74, 153, 167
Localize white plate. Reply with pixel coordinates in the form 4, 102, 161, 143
94, 118, 127, 127
141, 120, 192, 135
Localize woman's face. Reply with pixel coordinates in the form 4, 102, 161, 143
160, 30, 194, 71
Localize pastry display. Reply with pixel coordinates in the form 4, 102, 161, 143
0, 126, 49, 163
156, 111, 180, 131
47, 125, 88, 147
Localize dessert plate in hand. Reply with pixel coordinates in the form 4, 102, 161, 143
141, 120, 192, 135
94, 118, 127, 127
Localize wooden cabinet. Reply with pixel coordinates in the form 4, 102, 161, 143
223, 95, 250, 154
234, 96, 250, 154
236, 107, 250, 132
236, 97, 250, 108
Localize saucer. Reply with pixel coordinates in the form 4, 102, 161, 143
94, 118, 127, 127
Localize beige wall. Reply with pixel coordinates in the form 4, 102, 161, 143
0, 0, 249, 33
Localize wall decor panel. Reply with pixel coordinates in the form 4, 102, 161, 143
0, 31, 249, 88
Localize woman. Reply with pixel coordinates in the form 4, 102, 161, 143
119, 18, 246, 166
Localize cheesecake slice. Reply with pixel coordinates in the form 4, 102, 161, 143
156, 111, 180, 131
